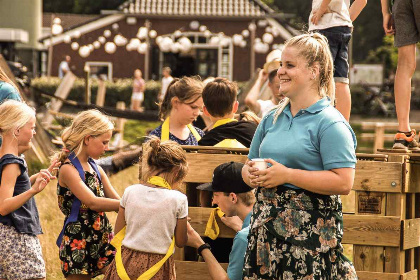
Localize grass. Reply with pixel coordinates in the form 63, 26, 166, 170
34, 119, 361, 279
36, 165, 139, 280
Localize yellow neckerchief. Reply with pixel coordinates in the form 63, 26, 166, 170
204, 207, 225, 240
111, 176, 175, 280
161, 117, 201, 141
212, 118, 237, 129
211, 118, 246, 148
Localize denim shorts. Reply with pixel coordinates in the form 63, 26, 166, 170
393, 0, 420, 47
315, 26, 352, 84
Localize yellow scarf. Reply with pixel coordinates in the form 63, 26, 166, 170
111, 176, 175, 280
204, 207, 225, 240
212, 118, 246, 148
161, 117, 201, 141
212, 118, 237, 129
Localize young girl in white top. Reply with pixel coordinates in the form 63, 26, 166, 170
104, 136, 188, 280
0, 100, 56, 280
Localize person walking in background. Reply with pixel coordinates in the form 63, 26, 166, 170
55, 110, 120, 279
104, 137, 188, 280
381, 0, 420, 150
245, 50, 283, 118
58, 55, 71, 79
160, 67, 174, 102
309, 0, 367, 121
131, 69, 146, 112
0, 100, 57, 280
149, 76, 204, 145
242, 33, 357, 279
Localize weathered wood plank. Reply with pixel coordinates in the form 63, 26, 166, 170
354, 161, 403, 193
356, 271, 400, 280
184, 153, 248, 183
403, 219, 420, 250
406, 163, 420, 193
342, 215, 401, 247
175, 261, 228, 280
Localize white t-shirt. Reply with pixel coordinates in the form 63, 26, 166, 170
161, 76, 174, 100
58, 61, 70, 78
308, 0, 352, 31
121, 184, 188, 254
257, 99, 277, 118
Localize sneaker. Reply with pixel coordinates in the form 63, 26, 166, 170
392, 129, 419, 150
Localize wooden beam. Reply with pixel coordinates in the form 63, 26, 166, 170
356, 271, 400, 280
184, 153, 248, 183
342, 215, 401, 247
175, 261, 228, 280
354, 161, 404, 193
403, 219, 420, 250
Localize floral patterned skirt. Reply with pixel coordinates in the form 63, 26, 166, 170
243, 187, 358, 280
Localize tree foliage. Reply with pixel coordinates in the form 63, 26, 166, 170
43, 0, 124, 14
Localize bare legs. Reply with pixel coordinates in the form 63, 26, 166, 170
395, 44, 416, 132
335, 82, 351, 121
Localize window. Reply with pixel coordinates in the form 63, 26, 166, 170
85, 62, 113, 80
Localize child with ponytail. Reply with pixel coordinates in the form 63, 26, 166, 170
149, 76, 204, 145
0, 100, 56, 280
55, 109, 120, 279
104, 136, 188, 280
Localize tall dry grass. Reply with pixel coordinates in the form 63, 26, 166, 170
35, 164, 355, 279
35, 165, 139, 280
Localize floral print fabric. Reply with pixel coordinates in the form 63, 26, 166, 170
57, 163, 116, 277
243, 187, 358, 280
0, 223, 46, 280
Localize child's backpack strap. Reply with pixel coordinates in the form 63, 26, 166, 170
56, 152, 102, 247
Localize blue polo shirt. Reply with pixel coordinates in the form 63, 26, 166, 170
248, 97, 357, 189
227, 212, 251, 280
0, 81, 21, 147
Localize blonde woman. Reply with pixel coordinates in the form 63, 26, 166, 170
242, 33, 358, 279
55, 110, 120, 279
0, 100, 56, 280
149, 76, 205, 145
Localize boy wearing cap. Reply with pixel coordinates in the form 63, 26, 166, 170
187, 162, 255, 280
198, 78, 257, 148
245, 49, 283, 118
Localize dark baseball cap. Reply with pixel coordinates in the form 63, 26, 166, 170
197, 162, 253, 193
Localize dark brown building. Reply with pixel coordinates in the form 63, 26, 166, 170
41, 0, 298, 81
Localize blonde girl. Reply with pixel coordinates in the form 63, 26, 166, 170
55, 110, 120, 279
0, 100, 56, 280
104, 137, 188, 280
149, 76, 205, 145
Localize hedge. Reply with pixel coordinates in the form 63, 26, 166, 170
31, 77, 248, 111
31, 77, 161, 110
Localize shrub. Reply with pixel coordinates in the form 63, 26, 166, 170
31, 77, 160, 110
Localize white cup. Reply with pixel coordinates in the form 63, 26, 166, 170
251, 158, 268, 170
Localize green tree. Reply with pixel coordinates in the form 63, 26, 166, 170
43, 0, 124, 14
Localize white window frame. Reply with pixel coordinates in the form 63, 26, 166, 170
85, 61, 113, 80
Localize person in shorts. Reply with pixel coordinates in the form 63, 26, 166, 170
131, 69, 146, 112
309, 0, 367, 121
381, 0, 420, 150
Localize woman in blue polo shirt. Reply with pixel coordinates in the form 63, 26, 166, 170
242, 33, 358, 279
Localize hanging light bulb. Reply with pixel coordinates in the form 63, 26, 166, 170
104, 42, 117, 54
